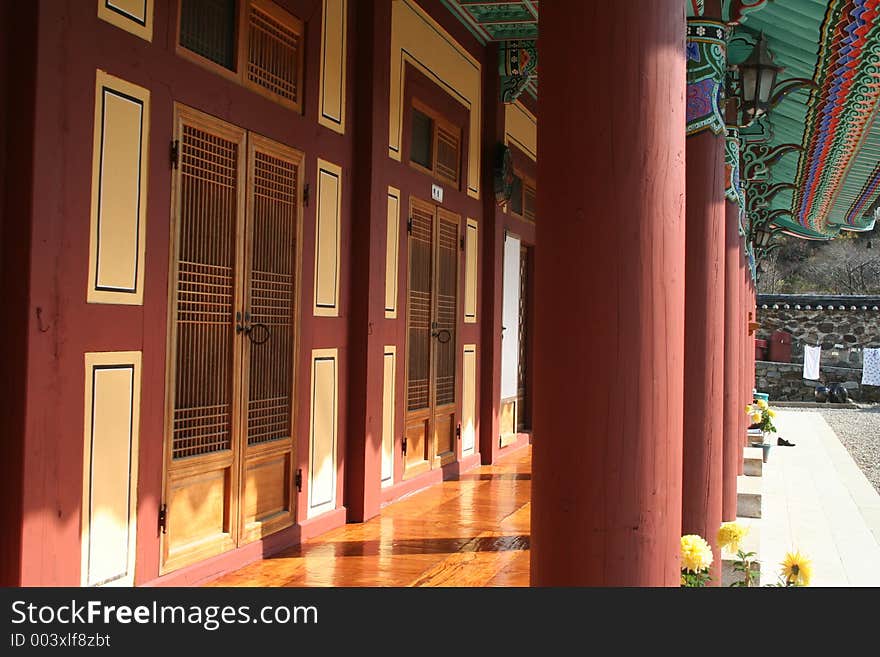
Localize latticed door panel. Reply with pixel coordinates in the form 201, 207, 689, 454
434, 210, 458, 410
433, 208, 459, 463
517, 245, 530, 432
164, 106, 246, 573
406, 202, 434, 413
172, 121, 241, 461
245, 143, 298, 447
238, 135, 301, 543
164, 106, 302, 572
404, 199, 460, 479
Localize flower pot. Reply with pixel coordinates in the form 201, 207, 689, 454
760, 443, 771, 463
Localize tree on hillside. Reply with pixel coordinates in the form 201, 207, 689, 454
756, 225, 880, 294
800, 236, 880, 294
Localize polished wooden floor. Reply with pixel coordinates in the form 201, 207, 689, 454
208, 447, 532, 587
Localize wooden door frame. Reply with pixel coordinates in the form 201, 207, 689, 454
402, 196, 434, 480
160, 104, 305, 574
430, 205, 460, 469
402, 196, 461, 479
237, 132, 305, 545
161, 104, 247, 574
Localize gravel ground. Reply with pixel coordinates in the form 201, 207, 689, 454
779, 405, 880, 494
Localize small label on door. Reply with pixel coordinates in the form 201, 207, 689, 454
432, 184, 444, 203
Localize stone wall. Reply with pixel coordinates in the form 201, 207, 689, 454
756, 294, 880, 369
755, 361, 880, 403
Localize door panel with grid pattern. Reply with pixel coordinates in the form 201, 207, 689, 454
163, 106, 300, 572
404, 198, 459, 479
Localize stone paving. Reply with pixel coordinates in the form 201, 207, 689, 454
758, 409, 880, 586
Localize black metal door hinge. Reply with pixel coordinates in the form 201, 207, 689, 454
456, 424, 461, 440
295, 468, 303, 492
460, 236, 465, 251
303, 183, 310, 208
158, 503, 167, 534
407, 217, 413, 234
170, 140, 179, 169
498, 435, 502, 447
402, 437, 408, 456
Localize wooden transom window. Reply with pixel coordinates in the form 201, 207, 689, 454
509, 171, 536, 222
177, 0, 305, 112
409, 99, 462, 188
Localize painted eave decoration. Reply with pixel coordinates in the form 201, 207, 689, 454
442, 1, 880, 240
731, 0, 880, 238
440, 0, 538, 101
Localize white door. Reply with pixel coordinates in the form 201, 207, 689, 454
500, 233, 521, 415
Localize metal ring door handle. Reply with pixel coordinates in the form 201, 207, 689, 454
246, 322, 271, 345
432, 329, 452, 344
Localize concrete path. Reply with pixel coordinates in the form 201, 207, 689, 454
760, 409, 880, 586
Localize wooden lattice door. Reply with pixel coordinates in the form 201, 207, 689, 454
516, 244, 531, 432
403, 198, 459, 480
162, 105, 301, 573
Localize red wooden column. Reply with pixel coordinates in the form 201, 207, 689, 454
750, 280, 757, 396
737, 253, 746, 475
682, 13, 727, 578
722, 129, 742, 521
531, 0, 685, 586
0, 0, 38, 585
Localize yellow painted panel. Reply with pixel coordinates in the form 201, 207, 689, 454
318, 0, 347, 134
464, 218, 478, 323
88, 71, 150, 305
462, 345, 476, 456
389, 0, 481, 199
381, 346, 396, 486
314, 160, 342, 316
309, 349, 338, 517
384, 186, 400, 319
504, 100, 537, 162
97, 0, 153, 42
81, 351, 141, 587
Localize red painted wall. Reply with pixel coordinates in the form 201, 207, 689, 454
18, 0, 355, 585
348, 0, 497, 513
12, 0, 510, 585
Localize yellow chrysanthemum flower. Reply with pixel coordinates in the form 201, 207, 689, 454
744, 405, 753, 414
751, 413, 762, 424
767, 409, 776, 418
717, 522, 748, 554
680, 534, 713, 573
757, 399, 768, 410
781, 550, 813, 586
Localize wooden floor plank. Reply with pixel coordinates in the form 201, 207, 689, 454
206, 446, 532, 587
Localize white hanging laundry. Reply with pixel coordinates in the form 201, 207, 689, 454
803, 345, 821, 381
862, 348, 880, 386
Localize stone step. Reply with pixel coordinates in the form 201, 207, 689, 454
737, 474, 762, 518
743, 446, 763, 476
720, 518, 761, 587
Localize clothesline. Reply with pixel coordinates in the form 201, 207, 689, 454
800, 345, 880, 386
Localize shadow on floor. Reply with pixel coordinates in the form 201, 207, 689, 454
266, 534, 530, 559
453, 473, 531, 481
